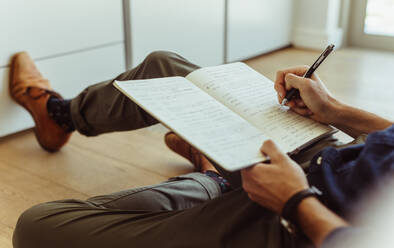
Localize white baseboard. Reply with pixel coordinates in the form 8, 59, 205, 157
292, 28, 344, 50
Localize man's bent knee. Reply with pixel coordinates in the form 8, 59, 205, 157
13, 203, 52, 248
141, 50, 199, 78
144, 51, 176, 64
13, 200, 91, 248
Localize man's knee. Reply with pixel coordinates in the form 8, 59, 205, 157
13, 200, 88, 248
13, 203, 52, 248
144, 50, 179, 65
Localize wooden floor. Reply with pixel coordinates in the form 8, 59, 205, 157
1, 47, 394, 247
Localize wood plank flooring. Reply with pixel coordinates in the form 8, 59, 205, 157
1, 47, 394, 247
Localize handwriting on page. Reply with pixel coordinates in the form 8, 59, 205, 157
187, 63, 331, 152
116, 77, 266, 170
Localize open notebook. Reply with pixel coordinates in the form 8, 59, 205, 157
114, 62, 335, 171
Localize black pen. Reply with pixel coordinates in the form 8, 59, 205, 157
281, 44, 335, 106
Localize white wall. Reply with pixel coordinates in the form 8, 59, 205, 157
227, 0, 293, 62
292, 0, 344, 49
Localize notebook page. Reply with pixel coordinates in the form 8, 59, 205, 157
186, 63, 333, 152
114, 77, 267, 171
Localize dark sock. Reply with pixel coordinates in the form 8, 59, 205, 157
46, 96, 75, 133
204, 170, 232, 193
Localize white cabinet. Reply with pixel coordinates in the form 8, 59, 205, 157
128, 0, 225, 67
226, 0, 293, 61
128, 0, 293, 66
0, 0, 124, 67
0, 0, 125, 137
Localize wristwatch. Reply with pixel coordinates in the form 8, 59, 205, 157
282, 186, 322, 224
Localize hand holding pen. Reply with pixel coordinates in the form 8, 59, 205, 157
274, 44, 339, 124
281, 44, 335, 106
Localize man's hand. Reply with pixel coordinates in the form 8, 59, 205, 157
275, 66, 340, 125
242, 140, 349, 247
241, 140, 308, 214
275, 66, 393, 137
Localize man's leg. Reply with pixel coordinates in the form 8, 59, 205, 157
9, 51, 199, 151
12, 172, 222, 248
70, 51, 200, 136
13, 135, 342, 248
13, 176, 299, 248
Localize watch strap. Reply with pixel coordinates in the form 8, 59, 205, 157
281, 186, 322, 224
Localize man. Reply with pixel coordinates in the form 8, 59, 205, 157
10, 51, 393, 248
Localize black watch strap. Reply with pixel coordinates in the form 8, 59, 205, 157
282, 186, 322, 224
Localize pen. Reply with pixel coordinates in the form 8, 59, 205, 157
281, 44, 335, 106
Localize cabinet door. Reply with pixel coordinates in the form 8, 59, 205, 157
0, 0, 124, 67
0, 44, 125, 137
227, 0, 293, 61
129, 0, 225, 67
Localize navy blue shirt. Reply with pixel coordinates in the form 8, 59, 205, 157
306, 125, 394, 246
307, 125, 394, 217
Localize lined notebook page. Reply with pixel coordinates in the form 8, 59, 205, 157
186, 63, 333, 152
114, 77, 267, 171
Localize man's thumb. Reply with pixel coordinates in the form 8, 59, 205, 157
260, 140, 286, 162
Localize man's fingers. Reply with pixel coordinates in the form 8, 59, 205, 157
277, 66, 309, 78
284, 73, 307, 91
260, 140, 286, 162
241, 167, 257, 192
275, 67, 309, 98
275, 70, 285, 87
241, 164, 263, 178
277, 93, 282, 104
274, 73, 286, 100
276, 66, 312, 104
241, 163, 270, 180
274, 83, 286, 99
295, 98, 306, 107
291, 107, 313, 116
286, 100, 296, 108
241, 164, 270, 192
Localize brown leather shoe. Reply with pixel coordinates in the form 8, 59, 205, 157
9, 52, 71, 152
165, 132, 203, 171
164, 131, 217, 172
164, 132, 220, 173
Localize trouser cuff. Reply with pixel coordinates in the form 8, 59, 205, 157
170, 172, 222, 199
70, 96, 94, 136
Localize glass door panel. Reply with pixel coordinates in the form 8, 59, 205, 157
350, 0, 394, 51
